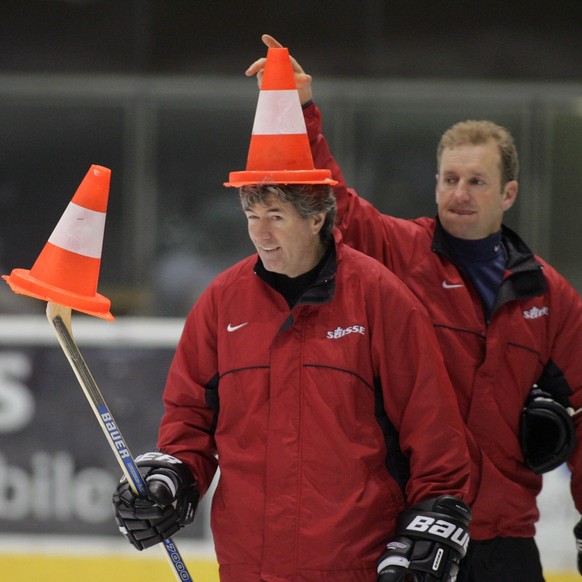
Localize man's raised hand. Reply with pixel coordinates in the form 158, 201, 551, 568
245, 34, 313, 105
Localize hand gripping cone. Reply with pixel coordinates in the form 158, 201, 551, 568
3, 165, 114, 320
225, 46, 337, 187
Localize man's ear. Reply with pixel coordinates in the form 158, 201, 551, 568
312, 212, 326, 234
502, 180, 519, 211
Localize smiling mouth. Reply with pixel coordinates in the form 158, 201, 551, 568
259, 246, 280, 252
451, 209, 476, 216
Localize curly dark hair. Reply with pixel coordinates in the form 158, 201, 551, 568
239, 184, 337, 243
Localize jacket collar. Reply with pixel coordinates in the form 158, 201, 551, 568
432, 218, 547, 305
296, 242, 336, 305
254, 231, 339, 306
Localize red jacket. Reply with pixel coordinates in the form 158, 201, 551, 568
305, 101, 582, 540
158, 233, 470, 581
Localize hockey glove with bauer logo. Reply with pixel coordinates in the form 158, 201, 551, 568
377, 495, 471, 582
112, 451, 199, 551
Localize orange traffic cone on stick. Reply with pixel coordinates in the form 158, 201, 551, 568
225, 46, 337, 187
3, 164, 114, 320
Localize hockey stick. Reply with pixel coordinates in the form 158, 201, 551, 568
46, 301, 194, 582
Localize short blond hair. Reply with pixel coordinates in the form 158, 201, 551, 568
437, 120, 519, 186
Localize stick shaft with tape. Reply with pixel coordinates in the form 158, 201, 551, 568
46, 301, 193, 582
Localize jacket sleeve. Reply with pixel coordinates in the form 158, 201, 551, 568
371, 274, 472, 504
304, 101, 397, 269
545, 266, 582, 514
157, 286, 220, 496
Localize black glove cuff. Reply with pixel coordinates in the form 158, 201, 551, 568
397, 496, 471, 558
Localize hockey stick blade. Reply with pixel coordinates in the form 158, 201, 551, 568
46, 301, 194, 582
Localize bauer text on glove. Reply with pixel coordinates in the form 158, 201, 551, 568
377, 495, 471, 582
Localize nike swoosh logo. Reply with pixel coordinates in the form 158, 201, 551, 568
227, 322, 249, 332
442, 281, 464, 289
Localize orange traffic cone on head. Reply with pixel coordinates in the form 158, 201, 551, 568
3, 164, 114, 320
225, 46, 337, 187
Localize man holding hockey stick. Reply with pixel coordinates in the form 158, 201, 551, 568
112, 47, 473, 581
246, 35, 582, 582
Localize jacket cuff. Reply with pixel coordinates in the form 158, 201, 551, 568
303, 101, 321, 144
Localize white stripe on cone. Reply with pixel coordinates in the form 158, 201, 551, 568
48, 202, 106, 259
252, 90, 306, 135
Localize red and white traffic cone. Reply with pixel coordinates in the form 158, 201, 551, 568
3, 164, 114, 320
225, 46, 337, 187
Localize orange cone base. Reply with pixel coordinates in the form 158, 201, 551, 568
3, 269, 114, 321
225, 169, 338, 187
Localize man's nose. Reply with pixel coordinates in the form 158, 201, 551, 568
251, 217, 271, 238
453, 180, 471, 200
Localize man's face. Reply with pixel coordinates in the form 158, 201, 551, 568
245, 195, 325, 277
435, 140, 518, 239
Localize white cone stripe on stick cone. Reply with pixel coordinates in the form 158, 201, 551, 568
48, 202, 106, 259
2, 164, 114, 320
252, 90, 306, 135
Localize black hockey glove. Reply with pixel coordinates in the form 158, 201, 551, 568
520, 384, 576, 474
377, 495, 471, 582
112, 451, 199, 551
574, 518, 582, 574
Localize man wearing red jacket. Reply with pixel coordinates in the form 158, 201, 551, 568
245, 35, 582, 582
112, 47, 472, 582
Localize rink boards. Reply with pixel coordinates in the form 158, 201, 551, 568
0, 314, 579, 580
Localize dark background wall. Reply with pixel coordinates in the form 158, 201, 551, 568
1, 0, 582, 80
1, 0, 582, 317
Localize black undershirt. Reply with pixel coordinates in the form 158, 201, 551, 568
256, 245, 332, 308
